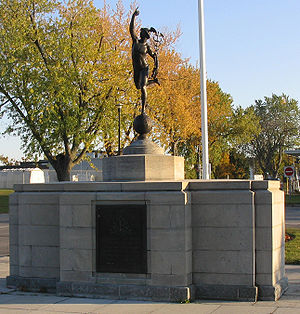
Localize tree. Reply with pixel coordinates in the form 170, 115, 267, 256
0, 155, 19, 166
0, 0, 131, 180
213, 150, 252, 179
244, 94, 300, 179
149, 53, 199, 156
175, 79, 234, 178
212, 106, 260, 179
174, 87, 261, 179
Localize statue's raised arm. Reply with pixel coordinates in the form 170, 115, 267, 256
129, 8, 139, 42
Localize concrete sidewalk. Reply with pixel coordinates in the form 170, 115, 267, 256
0, 258, 300, 313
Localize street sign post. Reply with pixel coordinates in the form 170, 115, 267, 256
284, 166, 295, 177
284, 166, 295, 196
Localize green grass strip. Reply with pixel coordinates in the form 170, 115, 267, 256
286, 194, 300, 205
0, 189, 14, 214
286, 228, 300, 264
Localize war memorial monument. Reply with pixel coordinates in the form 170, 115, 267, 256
7, 9, 287, 302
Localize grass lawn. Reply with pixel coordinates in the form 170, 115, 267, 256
286, 194, 300, 205
0, 189, 14, 214
286, 228, 300, 264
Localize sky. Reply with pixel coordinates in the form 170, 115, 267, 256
1, 0, 300, 160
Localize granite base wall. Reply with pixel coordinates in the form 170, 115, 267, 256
7, 180, 287, 302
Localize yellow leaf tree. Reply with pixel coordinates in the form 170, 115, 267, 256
0, 0, 132, 180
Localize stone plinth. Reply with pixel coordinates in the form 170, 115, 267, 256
7, 180, 287, 302
102, 155, 184, 181
123, 137, 164, 155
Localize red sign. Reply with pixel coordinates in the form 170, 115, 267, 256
284, 166, 294, 177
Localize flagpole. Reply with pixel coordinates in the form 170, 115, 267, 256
198, 0, 210, 179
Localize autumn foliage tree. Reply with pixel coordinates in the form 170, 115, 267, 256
0, 0, 190, 180
0, 0, 131, 180
0, 155, 19, 166
148, 52, 199, 155
175, 78, 235, 178
144, 43, 241, 179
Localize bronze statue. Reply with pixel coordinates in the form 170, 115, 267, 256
123, 8, 164, 154
130, 8, 160, 113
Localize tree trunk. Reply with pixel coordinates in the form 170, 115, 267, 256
56, 166, 71, 181
170, 141, 179, 156
52, 153, 73, 181
104, 139, 113, 156
170, 142, 175, 156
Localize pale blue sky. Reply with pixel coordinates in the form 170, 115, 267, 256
1, 0, 300, 159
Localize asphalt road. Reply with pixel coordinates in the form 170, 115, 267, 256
286, 206, 300, 228
0, 207, 298, 257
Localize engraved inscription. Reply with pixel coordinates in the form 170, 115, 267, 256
96, 204, 147, 274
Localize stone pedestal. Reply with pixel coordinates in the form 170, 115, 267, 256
123, 137, 164, 155
102, 155, 184, 181
7, 180, 287, 302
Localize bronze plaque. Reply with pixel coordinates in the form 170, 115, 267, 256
96, 204, 147, 274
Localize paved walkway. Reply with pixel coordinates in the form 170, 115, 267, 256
0, 257, 299, 313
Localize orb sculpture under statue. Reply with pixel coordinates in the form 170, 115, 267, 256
123, 8, 164, 155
